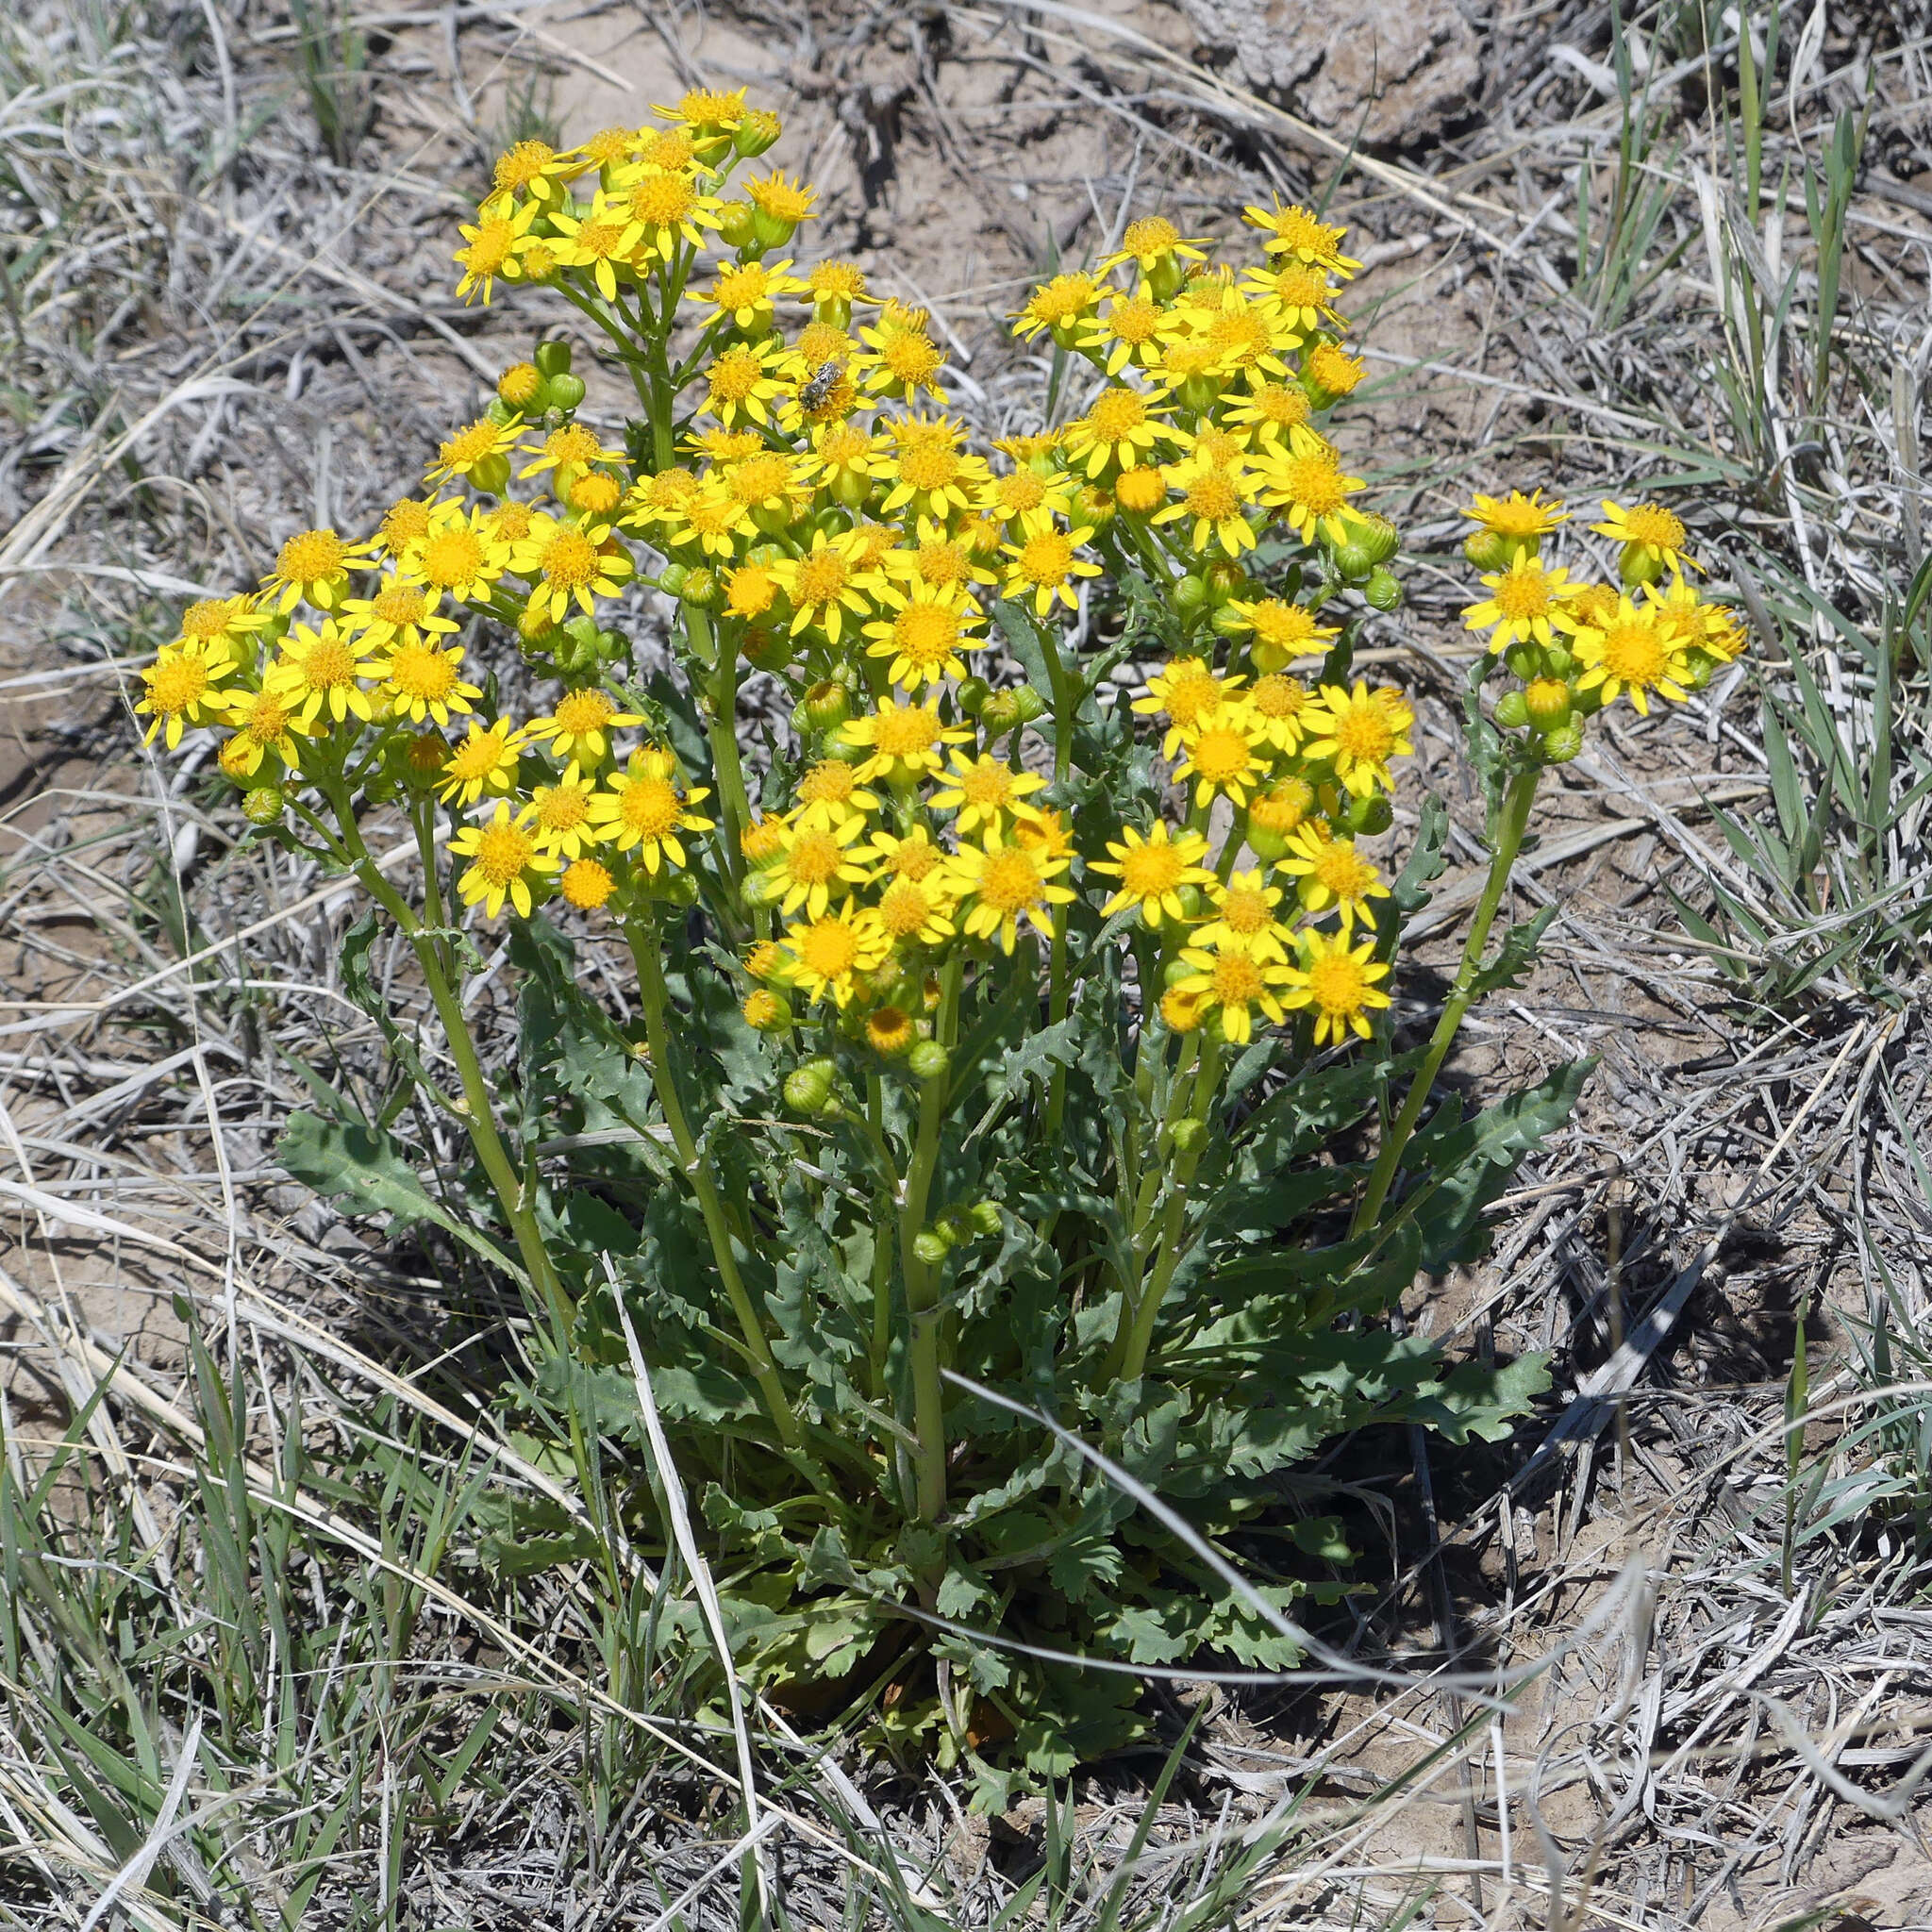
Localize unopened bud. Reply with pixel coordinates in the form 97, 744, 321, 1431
1172, 574, 1208, 616
542, 373, 587, 413
1362, 567, 1402, 612
1618, 542, 1664, 588
1010, 686, 1047, 724
1493, 691, 1530, 729
957, 675, 991, 716
1169, 1117, 1207, 1154
470, 452, 511, 497
533, 341, 573, 376
242, 785, 285, 826
1541, 722, 1586, 763
716, 201, 757, 251
783, 1058, 838, 1114
907, 1041, 950, 1082
1524, 677, 1572, 728
912, 1229, 951, 1266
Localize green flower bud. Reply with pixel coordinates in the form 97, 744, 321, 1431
1463, 529, 1511, 573
735, 109, 782, 158
1342, 791, 1394, 837
1618, 542, 1664, 588
1206, 560, 1251, 606
741, 627, 792, 673
716, 200, 757, 250
680, 566, 719, 608
1160, 957, 1196, 990
543, 373, 587, 413
1541, 722, 1586, 763
1493, 690, 1530, 729
1172, 573, 1208, 616
1352, 512, 1400, 564
1243, 822, 1289, 862
1331, 541, 1374, 582
1174, 882, 1205, 921
912, 1228, 952, 1266
1524, 676, 1572, 729
1010, 686, 1047, 724
1542, 642, 1575, 676
470, 452, 511, 497
1169, 1117, 1207, 1154
980, 691, 1021, 734
784, 1058, 838, 1114
242, 785, 285, 826
486, 398, 517, 427
1362, 566, 1403, 611
1505, 643, 1543, 682
907, 1041, 950, 1082
968, 1200, 1002, 1238
533, 341, 573, 377
803, 679, 851, 733
657, 563, 691, 598
957, 676, 991, 717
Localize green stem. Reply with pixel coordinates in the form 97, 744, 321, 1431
626, 918, 800, 1448
688, 606, 749, 892
1351, 761, 1543, 1239
898, 956, 961, 1522
866, 1074, 897, 1401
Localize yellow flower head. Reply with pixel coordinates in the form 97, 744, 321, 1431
509, 514, 634, 625
841, 698, 971, 783
1098, 216, 1208, 276
339, 576, 461, 655
262, 526, 375, 614
1131, 656, 1240, 760
454, 198, 541, 304
426, 415, 522, 487
265, 621, 382, 728
704, 256, 806, 330
1245, 672, 1315, 755
1151, 458, 1260, 558
1079, 290, 1174, 375
854, 308, 947, 404
451, 802, 557, 919
1242, 199, 1361, 276
1462, 558, 1574, 648
947, 833, 1076, 955
1222, 595, 1339, 674
559, 856, 617, 912
438, 719, 525, 806
175, 593, 270, 655
760, 815, 871, 918
1256, 439, 1364, 548
1173, 938, 1294, 1045
136, 639, 236, 748
1173, 707, 1269, 810
773, 529, 879, 643
408, 503, 506, 603
792, 758, 881, 832
218, 684, 308, 775
873, 867, 958, 948
860, 586, 982, 691
781, 907, 892, 1008
745, 169, 817, 226
526, 762, 603, 859
927, 753, 1048, 839
1280, 826, 1390, 932
588, 747, 714, 874
1000, 513, 1102, 616
1466, 489, 1567, 543
880, 412, 988, 520
1301, 682, 1415, 798
1571, 595, 1693, 717
616, 167, 723, 262
1281, 927, 1392, 1044
375, 637, 481, 726
1193, 869, 1292, 960
1014, 272, 1101, 341
525, 686, 642, 765
1592, 499, 1701, 576
1088, 821, 1213, 928
545, 195, 644, 302
701, 338, 789, 428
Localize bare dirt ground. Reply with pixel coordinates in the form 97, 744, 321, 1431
4, 0, 1932, 1926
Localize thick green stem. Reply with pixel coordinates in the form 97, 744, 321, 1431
898, 957, 961, 1522
626, 919, 800, 1447
1351, 762, 1543, 1238
688, 607, 749, 892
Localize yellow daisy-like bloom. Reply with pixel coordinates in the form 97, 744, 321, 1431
218, 684, 308, 776
865, 824, 947, 886
841, 698, 971, 783
721, 449, 808, 528
510, 515, 634, 625
525, 687, 641, 765
1467, 489, 1568, 543
1192, 869, 1292, 960
1245, 672, 1314, 754
761, 816, 871, 918
1462, 558, 1575, 648
1113, 466, 1167, 517
1222, 596, 1339, 673
1078, 291, 1174, 375
1281, 928, 1392, 1044
1301, 681, 1415, 798
1173, 707, 1269, 809
1571, 595, 1693, 718
780, 907, 891, 1008
526, 762, 601, 859
559, 856, 617, 911
490, 138, 571, 206
1593, 498, 1701, 576
798, 419, 884, 499
1001, 513, 1103, 616
1152, 458, 1260, 558
1305, 341, 1366, 400
1643, 577, 1749, 665
927, 753, 1048, 838
655, 86, 748, 132
724, 559, 781, 623
620, 464, 701, 539
408, 504, 506, 603
773, 529, 874, 642
977, 463, 1075, 531
453, 199, 540, 304
1247, 774, 1317, 841
451, 802, 557, 919
1172, 938, 1293, 1046
879, 413, 988, 520
437, 720, 525, 807
1098, 216, 1208, 277
948, 834, 1076, 955
1013, 804, 1075, 865
375, 639, 480, 726
339, 576, 460, 654
806, 259, 869, 311
136, 639, 236, 748
745, 169, 817, 226
573, 125, 641, 170
265, 621, 381, 728
519, 423, 626, 482
854, 311, 947, 404
1240, 258, 1344, 336
1279, 827, 1390, 932
1088, 822, 1213, 928
1061, 386, 1169, 476
701, 338, 789, 427
487, 497, 533, 548
1187, 284, 1292, 384
588, 747, 714, 874
874, 870, 957, 948
1256, 439, 1364, 547
174, 592, 270, 656
704, 256, 806, 330
1242, 199, 1360, 275
1014, 272, 1101, 342
545, 196, 642, 302
742, 986, 788, 1030
1131, 656, 1239, 760
791, 759, 881, 831
426, 415, 522, 488
661, 484, 749, 559
860, 587, 982, 690
261, 526, 375, 614
1223, 378, 1313, 450
615, 166, 722, 263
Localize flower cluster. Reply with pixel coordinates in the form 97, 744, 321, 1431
1460, 491, 1746, 752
